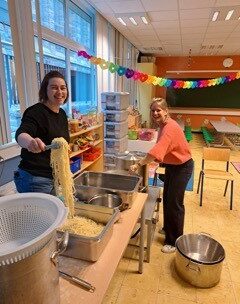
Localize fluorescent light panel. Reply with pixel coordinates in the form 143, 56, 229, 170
129, 17, 137, 25
212, 11, 219, 21
117, 17, 126, 26
225, 9, 234, 20
141, 16, 148, 24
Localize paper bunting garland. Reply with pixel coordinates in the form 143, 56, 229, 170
77, 50, 240, 89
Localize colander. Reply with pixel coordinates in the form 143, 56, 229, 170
0, 193, 67, 266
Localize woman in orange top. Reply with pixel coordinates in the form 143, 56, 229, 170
130, 98, 193, 253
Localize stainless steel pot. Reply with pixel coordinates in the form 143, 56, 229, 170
175, 233, 225, 288
0, 233, 68, 304
88, 193, 124, 210
114, 151, 147, 186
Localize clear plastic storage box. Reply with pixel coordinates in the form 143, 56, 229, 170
104, 121, 128, 139
101, 92, 129, 111
104, 154, 116, 165
104, 110, 128, 123
104, 136, 128, 154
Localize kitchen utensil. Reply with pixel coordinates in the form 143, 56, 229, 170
175, 233, 225, 288
59, 270, 95, 292
0, 193, 67, 266
45, 142, 61, 150
75, 171, 142, 209
88, 193, 123, 210
0, 193, 68, 304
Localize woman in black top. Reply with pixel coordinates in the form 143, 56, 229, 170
14, 70, 70, 194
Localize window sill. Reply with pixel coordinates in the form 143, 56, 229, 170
0, 143, 21, 160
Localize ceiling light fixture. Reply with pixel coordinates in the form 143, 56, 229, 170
117, 17, 126, 26
141, 16, 148, 24
225, 9, 234, 20
212, 11, 219, 21
115, 12, 149, 26
129, 17, 138, 25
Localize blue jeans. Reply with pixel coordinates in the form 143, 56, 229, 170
14, 168, 55, 194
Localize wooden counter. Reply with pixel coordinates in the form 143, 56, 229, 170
59, 192, 148, 304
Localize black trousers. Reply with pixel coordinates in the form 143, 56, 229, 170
162, 158, 194, 246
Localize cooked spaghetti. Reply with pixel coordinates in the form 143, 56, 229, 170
61, 216, 104, 236
50, 137, 75, 217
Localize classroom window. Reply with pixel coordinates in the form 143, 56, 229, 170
70, 50, 96, 116
0, 1, 20, 144
33, 0, 65, 35
68, 1, 91, 49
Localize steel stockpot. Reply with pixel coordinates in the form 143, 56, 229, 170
114, 151, 148, 186
175, 233, 225, 288
0, 233, 68, 304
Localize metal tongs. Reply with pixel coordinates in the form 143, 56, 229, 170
59, 270, 95, 292
45, 142, 61, 150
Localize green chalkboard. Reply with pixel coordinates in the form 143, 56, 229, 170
166, 78, 240, 109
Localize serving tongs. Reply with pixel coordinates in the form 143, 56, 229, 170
59, 270, 95, 292
45, 142, 61, 150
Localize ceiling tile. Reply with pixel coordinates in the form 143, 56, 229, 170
142, 0, 178, 11
208, 20, 239, 28
156, 34, 180, 40
152, 27, 181, 34
107, 0, 145, 13
180, 8, 212, 19
148, 11, 178, 21
181, 27, 207, 34
179, 0, 215, 9
205, 32, 230, 38
91, 0, 240, 56
140, 36, 159, 41
151, 20, 179, 28
91, 2, 114, 14
215, 0, 240, 6
181, 19, 210, 27
206, 25, 236, 33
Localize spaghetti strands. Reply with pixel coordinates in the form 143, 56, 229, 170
50, 137, 75, 217
61, 216, 104, 236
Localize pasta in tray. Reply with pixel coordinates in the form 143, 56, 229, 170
61, 216, 104, 237
50, 137, 75, 217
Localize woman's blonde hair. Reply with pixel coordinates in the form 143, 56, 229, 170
150, 97, 168, 110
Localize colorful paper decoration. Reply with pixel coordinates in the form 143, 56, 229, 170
77, 50, 240, 89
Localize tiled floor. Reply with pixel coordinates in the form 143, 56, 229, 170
102, 134, 240, 304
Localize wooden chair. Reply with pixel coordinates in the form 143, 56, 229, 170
197, 147, 234, 210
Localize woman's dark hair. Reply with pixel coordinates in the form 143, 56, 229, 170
39, 70, 69, 103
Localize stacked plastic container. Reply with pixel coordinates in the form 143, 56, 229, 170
102, 92, 129, 171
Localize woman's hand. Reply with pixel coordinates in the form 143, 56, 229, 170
17, 133, 45, 153
27, 137, 45, 153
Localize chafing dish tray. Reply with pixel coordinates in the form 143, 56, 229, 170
74, 171, 142, 209
58, 202, 120, 262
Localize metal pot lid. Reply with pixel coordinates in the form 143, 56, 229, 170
115, 151, 146, 161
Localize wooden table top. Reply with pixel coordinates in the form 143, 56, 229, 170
210, 120, 240, 134
59, 192, 148, 304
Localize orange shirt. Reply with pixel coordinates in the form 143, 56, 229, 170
148, 118, 192, 165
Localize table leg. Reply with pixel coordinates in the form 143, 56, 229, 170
138, 204, 146, 274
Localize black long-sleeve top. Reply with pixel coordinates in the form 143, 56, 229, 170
15, 102, 70, 178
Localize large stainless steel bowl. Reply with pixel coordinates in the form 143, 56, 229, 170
175, 233, 225, 288
88, 194, 122, 210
